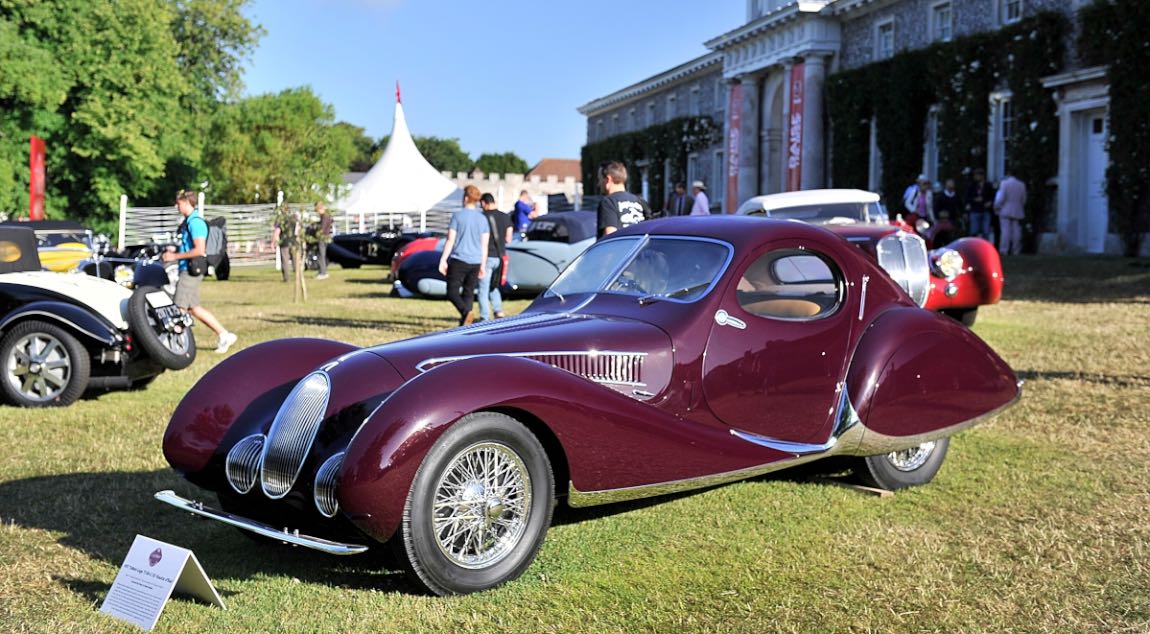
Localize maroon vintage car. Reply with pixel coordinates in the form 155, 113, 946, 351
737, 189, 1003, 325
156, 215, 1020, 595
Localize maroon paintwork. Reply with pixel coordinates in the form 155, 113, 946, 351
162, 216, 1019, 547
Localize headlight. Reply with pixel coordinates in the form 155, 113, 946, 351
114, 265, 135, 286
915, 218, 932, 234
934, 249, 965, 279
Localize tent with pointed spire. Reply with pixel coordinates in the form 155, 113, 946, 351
338, 89, 461, 230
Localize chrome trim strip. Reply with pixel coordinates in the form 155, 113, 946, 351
154, 490, 368, 555
417, 350, 648, 387
858, 275, 869, 321
730, 429, 836, 455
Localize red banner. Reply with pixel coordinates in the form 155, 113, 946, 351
786, 63, 805, 192
29, 136, 45, 220
726, 82, 742, 213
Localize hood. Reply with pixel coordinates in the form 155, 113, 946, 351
367, 310, 675, 398
1, 271, 130, 329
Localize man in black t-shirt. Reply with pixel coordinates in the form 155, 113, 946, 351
479, 193, 513, 320
596, 160, 652, 238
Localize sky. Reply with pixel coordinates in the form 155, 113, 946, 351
241, 0, 745, 167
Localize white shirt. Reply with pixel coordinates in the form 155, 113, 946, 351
690, 190, 710, 216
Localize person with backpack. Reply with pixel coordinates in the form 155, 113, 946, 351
161, 189, 237, 353
478, 193, 513, 321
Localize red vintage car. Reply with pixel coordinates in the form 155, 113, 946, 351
737, 190, 1003, 325
156, 216, 1020, 595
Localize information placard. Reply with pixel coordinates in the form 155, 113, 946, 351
100, 535, 225, 631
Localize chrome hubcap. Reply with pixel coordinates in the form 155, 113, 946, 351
886, 441, 937, 472
6, 332, 71, 402
432, 442, 531, 569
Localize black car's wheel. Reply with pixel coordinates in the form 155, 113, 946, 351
395, 412, 554, 595
0, 320, 91, 407
854, 437, 950, 490
128, 286, 196, 370
942, 308, 978, 327
214, 255, 230, 281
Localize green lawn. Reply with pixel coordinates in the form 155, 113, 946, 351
1, 257, 1148, 633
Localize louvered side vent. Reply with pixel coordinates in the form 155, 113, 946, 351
260, 372, 331, 499
527, 352, 646, 386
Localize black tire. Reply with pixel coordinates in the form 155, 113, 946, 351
395, 412, 554, 595
214, 255, 230, 281
128, 286, 196, 370
942, 308, 978, 327
0, 320, 91, 407
854, 437, 950, 490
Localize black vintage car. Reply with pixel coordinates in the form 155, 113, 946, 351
0, 226, 195, 406
328, 226, 440, 268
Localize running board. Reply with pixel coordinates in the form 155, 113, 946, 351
154, 490, 369, 555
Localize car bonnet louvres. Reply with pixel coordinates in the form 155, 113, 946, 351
875, 233, 930, 307
260, 371, 332, 499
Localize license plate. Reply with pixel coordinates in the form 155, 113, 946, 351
146, 291, 174, 309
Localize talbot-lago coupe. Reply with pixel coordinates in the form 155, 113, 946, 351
736, 189, 1003, 325
157, 215, 1020, 595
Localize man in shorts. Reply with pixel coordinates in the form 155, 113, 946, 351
162, 190, 238, 353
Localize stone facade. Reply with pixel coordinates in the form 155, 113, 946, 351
581, 0, 1128, 253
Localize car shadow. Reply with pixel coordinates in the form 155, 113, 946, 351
1016, 368, 1150, 389
0, 470, 409, 597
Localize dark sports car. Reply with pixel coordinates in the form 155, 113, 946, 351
0, 227, 195, 406
156, 215, 1019, 595
329, 227, 439, 269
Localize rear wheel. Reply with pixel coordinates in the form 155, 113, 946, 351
0, 320, 90, 407
395, 412, 554, 595
942, 308, 978, 327
128, 286, 196, 370
854, 437, 950, 490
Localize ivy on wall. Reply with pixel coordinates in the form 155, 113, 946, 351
580, 116, 722, 210
1080, 0, 1150, 256
827, 12, 1067, 251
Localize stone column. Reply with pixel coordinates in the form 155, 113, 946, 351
801, 54, 828, 189
737, 72, 762, 206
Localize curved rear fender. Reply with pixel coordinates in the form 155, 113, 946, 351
162, 338, 359, 475
0, 301, 118, 347
339, 355, 783, 542
846, 308, 1018, 440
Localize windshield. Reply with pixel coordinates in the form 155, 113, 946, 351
38, 231, 90, 247
546, 236, 731, 302
766, 202, 886, 225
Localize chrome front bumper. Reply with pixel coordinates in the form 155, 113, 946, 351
154, 490, 369, 555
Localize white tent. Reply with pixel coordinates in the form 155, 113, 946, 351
339, 94, 460, 231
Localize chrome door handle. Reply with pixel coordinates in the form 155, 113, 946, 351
714, 310, 746, 330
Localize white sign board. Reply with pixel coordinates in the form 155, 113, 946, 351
100, 535, 225, 631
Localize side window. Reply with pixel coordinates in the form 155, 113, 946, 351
736, 250, 842, 320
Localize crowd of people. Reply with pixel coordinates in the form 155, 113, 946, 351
901, 168, 1028, 255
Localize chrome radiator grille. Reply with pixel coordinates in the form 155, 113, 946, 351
261, 372, 331, 499
226, 434, 265, 494
313, 452, 344, 518
876, 232, 930, 306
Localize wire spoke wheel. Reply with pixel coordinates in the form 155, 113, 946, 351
885, 441, 937, 472
431, 441, 531, 569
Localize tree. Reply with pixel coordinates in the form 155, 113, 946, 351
339, 122, 377, 172
375, 134, 473, 174
203, 87, 356, 203
474, 152, 529, 176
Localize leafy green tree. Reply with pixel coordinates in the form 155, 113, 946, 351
203, 87, 356, 203
474, 152, 529, 176
339, 122, 377, 172
375, 134, 473, 174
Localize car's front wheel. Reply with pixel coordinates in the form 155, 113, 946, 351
0, 320, 91, 407
396, 412, 554, 595
942, 308, 978, 326
854, 437, 950, 490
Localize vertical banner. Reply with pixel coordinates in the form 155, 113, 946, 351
786, 63, 805, 192
29, 136, 46, 220
726, 82, 742, 213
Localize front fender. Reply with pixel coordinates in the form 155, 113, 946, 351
163, 338, 359, 475
926, 237, 1004, 310
0, 300, 118, 347
846, 307, 1018, 440
339, 355, 784, 542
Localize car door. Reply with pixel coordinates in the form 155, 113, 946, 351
701, 238, 857, 446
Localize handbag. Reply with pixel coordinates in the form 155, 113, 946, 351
178, 216, 209, 276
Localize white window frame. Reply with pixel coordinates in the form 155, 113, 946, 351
987, 91, 1014, 181
687, 152, 701, 189
690, 86, 702, 116
998, 0, 1022, 26
714, 80, 727, 113
712, 150, 726, 210
647, 102, 657, 126
667, 94, 678, 119
595, 119, 604, 140
611, 113, 620, 135
628, 108, 637, 132
930, 1, 953, 42
924, 105, 941, 183
875, 18, 895, 61
868, 117, 883, 193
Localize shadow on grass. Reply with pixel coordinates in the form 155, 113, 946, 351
342, 276, 388, 285
0, 470, 409, 596
1001, 256, 1150, 304
1017, 368, 1150, 389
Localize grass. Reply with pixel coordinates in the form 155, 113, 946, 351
1, 256, 1148, 633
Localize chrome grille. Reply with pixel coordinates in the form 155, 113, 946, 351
526, 352, 645, 386
225, 434, 265, 494
876, 232, 930, 306
261, 372, 331, 499
313, 452, 344, 518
